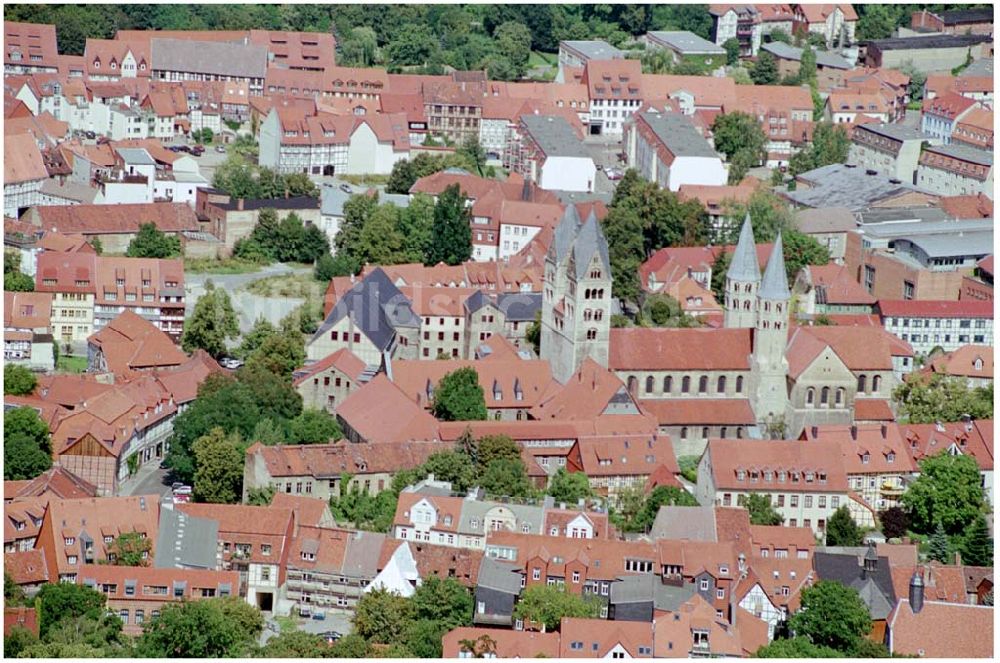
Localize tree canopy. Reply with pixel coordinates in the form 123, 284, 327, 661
4, 364, 37, 395
893, 374, 993, 424
137, 597, 263, 657
787, 580, 873, 653
900, 452, 987, 536
4, 406, 52, 481
180, 281, 239, 358
711, 113, 767, 183
546, 468, 593, 505
825, 506, 863, 546
742, 493, 784, 526
126, 223, 182, 258
512, 584, 601, 632
192, 427, 246, 504
432, 367, 488, 421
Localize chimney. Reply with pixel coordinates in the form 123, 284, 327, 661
811, 426, 818, 439
850, 424, 858, 441
237, 197, 244, 211
962, 413, 973, 432
880, 423, 887, 439
909, 570, 925, 613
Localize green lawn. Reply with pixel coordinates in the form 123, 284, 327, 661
243, 272, 325, 299
183, 257, 264, 274
528, 50, 556, 68
56, 355, 88, 373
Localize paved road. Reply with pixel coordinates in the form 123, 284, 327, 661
584, 135, 625, 196
119, 463, 172, 499
260, 612, 353, 645
184, 263, 312, 316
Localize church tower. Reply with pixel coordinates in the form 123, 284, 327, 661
750, 232, 791, 432
540, 206, 612, 383
724, 214, 761, 329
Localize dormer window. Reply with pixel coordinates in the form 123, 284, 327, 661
887, 452, 895, 463
64, 537, 75, 546
301, 551, 315, 561
93, 59, 100, 69
862, 453, 870, 464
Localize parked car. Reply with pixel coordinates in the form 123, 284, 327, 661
339, 184, 353, 194
172, 493, 191, 504
215, 145, 226, 153
84, 131, 96, 140
320, 631, 342, 643
172, 485, 192, 497
219, 357, 243, 370
171, 481, 185, 491
606, 168, 624, 181
311, 612, 326, 621
190, 145, 205, 156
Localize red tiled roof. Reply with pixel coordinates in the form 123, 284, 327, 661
705, 438, 850, 492
247, 440, 449, 478
336, 374, 440, 444
939, 193, 993, 219
803, 263, 876, 305
802, 423, 917, 474
6, 467, 97, 501
3, 550, 48, 586
443, 627, 560, 658
887, 599, 993, 658
4, 132, 47, 184
4, 21, 60, 70
609, 328, 753, 371
88, 310, 187, 376
32, 202, 199, 235
390, 359, 555, 411
853, 399, 895, 421
922, 91, 978, 120
292, 348, 367, 387
639, 399, 755, 426
900, 419, 994, 472
877, 299, 994, 319
923, 345, 993, 380
3, 291, 52, 330
559, 618, 654, 658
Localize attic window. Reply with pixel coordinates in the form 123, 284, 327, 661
301, 551, 315, 561
862, 453, 870, 464
887, 452, 895, 463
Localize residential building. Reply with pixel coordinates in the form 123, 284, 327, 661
557, 40, 624, 83
79, 565, 239, 635
336, 374, 441, 444
645, 31, 726, 67
4, 22, 60, 74
886, 577, 994, 658
922, 92, 981, 144
34, 495, 159, 583
900, 418, 994, 505
951, 108, 993, 151
444, 627, 560, 658
916, 143, 993, 198
708, 5, 762, 57
243, 440, 449, 501
507, 114, 595, 193
793, 264, 876, 315
3, 290, 54, 370
761, 41, 851, 88
877, 300, 993, 355
792, 4, 857, 46
813, 544, 897, 639
582, 59, 644, 137
566, 431, 682, 505
87, 310, 187, 375
422, 75, 486, 144
33, 251, 96, 348
825, 91, 893, 124
919, 345, 993, 389
150, 38, 267, 95
696, 438, 852, 537
194, 189, 320, 254
284, 525, 384, 616
175, 503, 294, 611
293, 348, 371, 415
258, 106, 410, 176
624, 109, 727, 191
4, 133, 48, 217
802, 424, 918, 525
848, 122, 930, 185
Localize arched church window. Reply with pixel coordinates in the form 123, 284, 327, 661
806, 388, 815, 405
821, 387, 830, 405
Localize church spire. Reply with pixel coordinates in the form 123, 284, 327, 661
759, 232, 790, 301
727, 213, 761, 282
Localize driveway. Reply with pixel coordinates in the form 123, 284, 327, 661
260, 611, 353, 645
118, 463, 172, 499
584, 136, 626, 196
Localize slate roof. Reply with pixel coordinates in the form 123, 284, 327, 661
610, 574, 697, 610
477, 557, 523, 593
727, 214, 761, 282
638, 110, 719, 159
867, 33, 992, 51
151, 38, 268, 79
521, 114, 590, 159
761, 41, 851, 69
571, 211, 612, 279
312, 268, 420, 352
813, 549, 896, 620
757, 233, 790, 301
154, 506, 219, 570
647, 31, 725, 55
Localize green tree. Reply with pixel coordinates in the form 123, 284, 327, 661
893, 374, 993, 424
494, 21, 533, 77
314, 252, 339, 282
192, 427, 245, 504
525, 311, 541, 354
137, 597, 263, 657
474, 434, 522, 469
4, 626, 39, 658
5, 570, 25, 606
750, 51, 779, 85
427, 184, 472, 266
353, 587, 415, 644
255, 630, 331, 657
479, 458, 534, 498
799, 44, 817, 86
289, 408, 343, 444
237, 317, 278, 359
4, 406, 52, 481
782, 229, 830, 280
422, 450, 477, 492
340, 26, 380, 67
358, 204, 408, 266
458, 135, 488, 177
432, 367, 488, 421
960, 514, 993, 567
620, 485, 699, 533
513, 584, 601, 632
743, 493, 784, 526
901, 452, 987, 535
856, 4, 897, 41
928, 522, 952, 563
330, 633, 372, 658
754, 636, 844, 658
245, 328, 306, 379
411, 575, 473, 631
109, 531, 153, 566
789, 123, 851, 176
788, 580, 872, 652
4, 364, 37, 395
546, 468, 593, 505
398, 193, 435, 263
387, 23, 440, 67
711, 113, 767, 184
722, 37, 741, 66
826, 506, 863, 546
641, 293, 700, 327
246, 485, 276, 506
37, 583, 107, 638
4, 268, 34, 292
181, 281, 239, 358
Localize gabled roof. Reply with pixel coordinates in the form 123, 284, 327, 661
4, 132, 47, 184
312, 267, 419, 352
887, 599, 993, 658
335, 375, 440, 444
292, 348, 368, 387
6, 467, 97, 501
87, 310, 187, 376
609, 328, 753, 371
